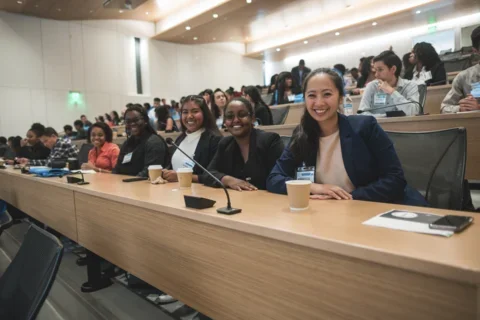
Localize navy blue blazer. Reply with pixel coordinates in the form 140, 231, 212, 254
267, 114, 428, 206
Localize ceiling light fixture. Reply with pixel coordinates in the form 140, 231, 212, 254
276, 48, 281, 52
335, 32, 340, 36
246, 0, 252, 3
119, 10, 123, 13
372, 22, 377, 26
304, 40, 308, 44
416, 10, 421, 14
57, 8, 61, 12
193, 37, 198, 40
90, 10, 93, 13
17, 1, 23, 4
213, 13, 218, 18
145, 12, 149, 15
186, 26, 191, 30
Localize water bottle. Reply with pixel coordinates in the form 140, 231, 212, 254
344, 94, 353, 116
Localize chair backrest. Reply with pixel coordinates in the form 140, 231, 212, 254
280, 136, 291, 148
417, 84, 427, 114
461, 46, 473, 55
386, 128, 466, 210
443, 57, 471, 73
271, 106, 290, 125
440, 50, 462, 61
0, 224, 63, 320
78, 143, 94, 166
261, 93, 273, 104
0, 210, 13, 237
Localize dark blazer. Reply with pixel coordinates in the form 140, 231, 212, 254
174, 130, 222, 183
267, 114, 428, 206
17, 142, 50, 160
255, 103, 273, 126
425, 61, 447, 86
291, 66, 311, 89
204, 129, 284, 190
114, 132, 170, 177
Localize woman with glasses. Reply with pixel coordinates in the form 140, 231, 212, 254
204, 97, 284, 191
162, 95, 222, 183
114, 105, 170, 177
244, 86, 273, 125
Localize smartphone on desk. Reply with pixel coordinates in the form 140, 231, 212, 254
429, 215, 473, 233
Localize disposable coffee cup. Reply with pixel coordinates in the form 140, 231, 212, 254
177, 167, 193, 188
148, 165, 163, 181
286, 180, 311, 211
0, 159, 5, 166
113, 131, 118, 139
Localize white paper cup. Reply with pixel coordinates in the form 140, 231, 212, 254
286, 180, 311, 211
177, 167, 193, 188
148, 165, 163, 181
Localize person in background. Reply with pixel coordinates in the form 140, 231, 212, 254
0, 137, 14, 159
291, 59, 311, 90
80, 115, 92, 131
74, 120, 87, 140
402, 52, 415, 80
104, 113, 114, 127
350, 68, 360, 82
358, 57, 365, 70
412, 42, 447, 86
225, 87, 235, 101
270, 72, 296, 105
359, 50, 420, 116
7, 137, 14, 149
202, 89, 214, 111
63, 125, 75, 139
114, 105, 170, 177
148, 97, 161, 129
353, 56, 375, 94
442, 26, 480, 113
162, 95, 222, 183
240, 86, 246, 96
17, 127, 79, 166
82, 122, 120, 173
110, 111, 121, 126
244, 86, 273, 125
212, 89, 227, 128
267, 68, 427, 206
155, 106, 178, 132
204, 98, 284, 191
14, 123, 51, 161
143, 102, 152, 113
268, 74, 279, 94
169, 100, 180, 121
333, 64, 346, 76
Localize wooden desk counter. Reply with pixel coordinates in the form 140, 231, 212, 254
0, 168, 478, 319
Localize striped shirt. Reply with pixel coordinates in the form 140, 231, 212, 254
358, 77, 420, 116
30, 138, 79, 167
441, 64, 480, 113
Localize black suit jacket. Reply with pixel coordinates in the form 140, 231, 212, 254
174, 130, 222, 183
204, 129, 284, 190
291, 66, 311, 89
426, 61, 447, 86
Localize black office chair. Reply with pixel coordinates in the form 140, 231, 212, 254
417, 84, 427, 114
460, 46, 473, 55
271, 106, 290, 125
0, 224, 63, 320
440, 50, 462, 61
77, 143, 94, 166
443, 57, 471, 73
280, 136, 291, 148
386, 128, 466, 210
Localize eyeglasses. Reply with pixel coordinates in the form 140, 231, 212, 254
124, 117, 143, 125
224, 111, 251, 121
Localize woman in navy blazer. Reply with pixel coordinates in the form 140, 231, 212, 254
267, 68, 427, 206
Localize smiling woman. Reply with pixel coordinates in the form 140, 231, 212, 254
81, 122, 120, 173
267, 68, 427, 206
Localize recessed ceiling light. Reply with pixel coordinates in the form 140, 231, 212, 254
213, 13, 218, 18
304, 40, 308, 44
185, 26, 191, 30
35, 4, 39, 7
213, 37, 216, 40
119, 10, 123, 13
90, 10, 93, 13
145, 12, 149, 15
416, 10, 421, 14
246, 0, 252, 3
57, 8, 61, 12
372, 22, 377, 26
17, 1, 23, 4
193, 37, 198, 40
335, 32, 340, 36
276, 48, 281, 52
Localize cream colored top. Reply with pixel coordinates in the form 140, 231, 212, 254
315, 130, 355, 193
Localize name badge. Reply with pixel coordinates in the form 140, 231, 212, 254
122, 152, 133, 164
295, 166, 315, 182
183, 159, 195, 169
374, 93, 387, 105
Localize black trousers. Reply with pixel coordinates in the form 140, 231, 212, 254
86, 250, 103, 284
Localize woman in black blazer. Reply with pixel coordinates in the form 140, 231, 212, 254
204, 97, 284, 191
244, 85, 274, 125
413, 42, 447, 86
162, 95, 222, 183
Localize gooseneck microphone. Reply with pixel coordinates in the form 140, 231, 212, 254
166, 137, 241, 215
357, 100, 423, 116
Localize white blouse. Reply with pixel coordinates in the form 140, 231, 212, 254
171, 129, 205, 171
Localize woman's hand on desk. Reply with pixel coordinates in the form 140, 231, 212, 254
162, 170, 178, 182
81, 162, 96, 171
310, 183, 352, 200
459, 95, 480, 112
221, 176, 257, 191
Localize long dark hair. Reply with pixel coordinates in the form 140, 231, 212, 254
402, 52, 415, 80
413, 42, 441, 71
179, 95, 221, 136
212, 88, 227, 119
276, 72, 295, 103
360, 56, 374, 79
124, 105, 157, 136
155, 106, 170, 130
244, 86, 273, 125
203, 89, 220, 119
87, 122, 113, 143
111, 111, 121, 125
290, 68, 344, 163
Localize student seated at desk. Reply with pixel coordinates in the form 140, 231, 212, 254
162, 95, 222, 183
0, 137, 14, 159
14, 123, 51, 161
270, 72, 296, 105
17, 127, 79, 166
204, 98, 284, 191
358, 50, 420, 116
74, 120, 87, 140
352, 56, 375, 95
114, 105, 170, 177
81, 122, 120, 173
244, 85, 274, 126
411, 42, 447, 86
267, 68, 427, 206
155, 105, 178, 133
212, 88, 227, 128
441, 26, 480, 113
63, 125, 75, 139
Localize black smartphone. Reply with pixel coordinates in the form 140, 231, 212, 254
429, 215, 473, 233
122, 177, 149, 183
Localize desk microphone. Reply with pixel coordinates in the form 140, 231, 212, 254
357, 100, 422, 116
67, 171, 90, 185
165, 138, 241, 215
